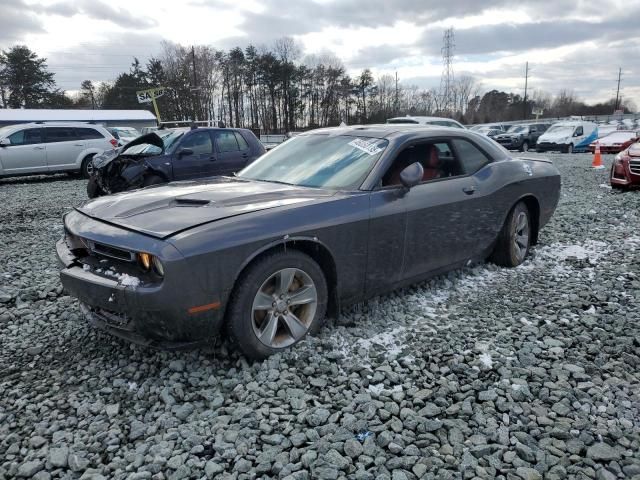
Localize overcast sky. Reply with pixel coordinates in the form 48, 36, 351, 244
2, 0, 639, 107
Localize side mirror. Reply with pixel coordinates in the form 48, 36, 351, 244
178, 148, 194, 158
399, 162, 424, 190
0, 138, 10, 147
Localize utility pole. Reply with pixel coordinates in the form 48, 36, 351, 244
191, 45, 199, 121
395, 71, 399, 115
614, 67, 622, 111
523, 61, 529, 120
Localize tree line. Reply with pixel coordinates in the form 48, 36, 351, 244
0, 42, 635, 132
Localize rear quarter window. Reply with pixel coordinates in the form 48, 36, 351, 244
452, 138, 492, 174
75, 128, 105, 140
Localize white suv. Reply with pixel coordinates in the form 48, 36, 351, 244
0, 122, 117, 179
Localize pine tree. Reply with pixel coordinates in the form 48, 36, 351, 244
0, 45, 56, 108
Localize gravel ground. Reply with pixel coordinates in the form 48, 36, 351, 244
1, 153, 639, 480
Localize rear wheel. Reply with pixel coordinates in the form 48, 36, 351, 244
81, 154, 95, 179
521, 141, 529, 152
490, 202, 531, 267
226, 250, 328, 360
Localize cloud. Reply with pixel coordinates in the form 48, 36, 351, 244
418, 4, 640, 56
0, 1, 45, 44
349, 44, 414, 69
37, 0, 157, 29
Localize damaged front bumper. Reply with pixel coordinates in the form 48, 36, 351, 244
56, 211, 225, 349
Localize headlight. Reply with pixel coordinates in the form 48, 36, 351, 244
152, 256, 164, 276
137, 252, 164, 276
138, 252, 152, 270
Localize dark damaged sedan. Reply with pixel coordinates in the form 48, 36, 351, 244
57, 125, 561, 359
87, 127, 264, 198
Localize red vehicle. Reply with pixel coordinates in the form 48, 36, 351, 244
589, 130, 639, 154
610, 141, 640, 189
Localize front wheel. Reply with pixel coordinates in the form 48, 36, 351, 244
521, 141, 529, 152
86, 177, 104, 198
566, 143, 574, 154
226, 250, 328, 360
142, 174, 166, 188
490, 202, 531, 267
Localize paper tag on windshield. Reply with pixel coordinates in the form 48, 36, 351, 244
349, 138, 384, 155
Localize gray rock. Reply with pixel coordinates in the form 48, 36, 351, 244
205, 460, 225, 477
49, 446, 69, 468
516, 467, 542, 480
68, 453, 90, 472
307, 408, 331, 427
17, 461, 44, 478
587, 443, 621, 461
344, 438, 363, 458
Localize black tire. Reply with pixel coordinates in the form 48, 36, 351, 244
86, 177, 104, 198
80, 154, 95, 179
142, 174, 166, 187
520, 141, 529, 153
490, 202, 531, 267
226, 250, 328, 360
565, 143, 574, 154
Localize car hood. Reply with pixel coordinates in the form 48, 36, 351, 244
539, 130, 574, 143
93, 133, 164, 169
76, 177, 336, 239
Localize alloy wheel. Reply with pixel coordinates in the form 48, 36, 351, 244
512, 211, 529, 262
251, 268, 318, 348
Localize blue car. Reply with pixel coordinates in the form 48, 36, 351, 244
87, 127, 265, 197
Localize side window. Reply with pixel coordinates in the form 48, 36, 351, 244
381, 141, 464, 187
575, 126, 584, 136
216, 131, 240, 153
180, 131, 213, 155
45, 127, 78, 143
75, 128, 104, 140
8, 128, 42, 145
234, 132, 249, 150
452, 139, 491, 175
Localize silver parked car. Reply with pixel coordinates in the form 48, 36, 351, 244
0, 122, 117, 179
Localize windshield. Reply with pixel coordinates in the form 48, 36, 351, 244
387, 119, 419, 124
507, 125, 528, 133
545, 125, 574, 135
0, 125, 19, 138
114, 128, 140, 137
238, 134, 388, 190
123, 129, 186, 155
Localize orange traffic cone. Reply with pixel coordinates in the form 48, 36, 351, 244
592, 141, 604, 169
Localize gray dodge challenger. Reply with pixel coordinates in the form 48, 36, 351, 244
57, 125, 561, 359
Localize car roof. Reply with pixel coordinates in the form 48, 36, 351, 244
387, 116, 462, 124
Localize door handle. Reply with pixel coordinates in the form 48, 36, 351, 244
33, 146, 45, 150
74, 143, 84, 146
241, 153, 249, 158
462, 185, 476, 195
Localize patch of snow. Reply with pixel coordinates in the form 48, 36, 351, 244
82, 264, 90, 271
584, 305, 596, 315
599, 184, 612, 189
479, 352, 493, 369
357, 327, 406, 356
118, 274, 140, 288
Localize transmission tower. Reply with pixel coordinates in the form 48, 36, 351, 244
440, 28, 455, 114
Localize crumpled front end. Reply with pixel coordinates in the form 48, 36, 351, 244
89, 132, 166, 197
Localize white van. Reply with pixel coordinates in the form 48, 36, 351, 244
535, 121, 598, 153
0, 122, 117, 178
